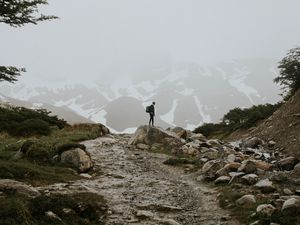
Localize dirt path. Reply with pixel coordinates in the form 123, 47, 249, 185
39, 134, 240, 225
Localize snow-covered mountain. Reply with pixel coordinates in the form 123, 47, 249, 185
0, 59, 281, 133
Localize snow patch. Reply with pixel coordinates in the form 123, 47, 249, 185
160, 100, 178, 126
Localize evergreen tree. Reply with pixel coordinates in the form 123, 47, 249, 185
275, 47, 300, 98
0, 0, 57, 83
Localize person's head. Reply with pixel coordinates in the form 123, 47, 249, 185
152, 101, 155, 105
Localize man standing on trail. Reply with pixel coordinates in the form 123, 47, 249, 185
149, 101, 155, 126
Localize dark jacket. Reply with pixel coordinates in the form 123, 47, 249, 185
149, 105, 155, 116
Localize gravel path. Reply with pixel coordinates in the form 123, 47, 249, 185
39, 134, 241, 225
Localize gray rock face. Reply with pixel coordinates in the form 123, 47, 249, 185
0, 179, 40, 197
281, 198, 300, 216
60, 148, 93, 172
236, 194, 256, 206
129, 125, 185, 151
190, 133, 207, 142
255, 179, 276, 193
238, 160, 257, 174
256, 204, 276, 217
279, 156, 298, 171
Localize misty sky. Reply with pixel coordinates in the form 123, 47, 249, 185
1, 0, 300, 86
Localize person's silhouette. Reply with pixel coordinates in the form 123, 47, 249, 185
149, 102, 155, 126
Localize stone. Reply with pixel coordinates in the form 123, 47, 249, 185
203, 149, 219, 160
159, 218, 181, 225
0, 179, 40, 197
214, 176, 231, 185
45, 211, 62, 221
190, 133, 207, 142
129, 125, 184, 151
136, 143, 150, 150
238, 160, 257, 174
216, 163, 241, 177
170, 127, 188, 139
207, 139, 223, 149
281, 198, 300, 216
279, 156, 298, 171
255, 179, 276, 193
268, 140, 276, 148
227, 154, 236, 163
236, 194, 256, 206
243, 137, 264, 149
292, 162, 300, 176
283, 188, 293, 195
80, 173, 92, 179
254, 160, 273, 171
60, 148, 93, 172
136, 210, 154, 219
202, 160, 223, 180
241, 174, 259, 185
256, 204, 276, 217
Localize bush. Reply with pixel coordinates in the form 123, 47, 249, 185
194, 103, 281, 138
10, 119, 51, 137
0, 106, 68, 135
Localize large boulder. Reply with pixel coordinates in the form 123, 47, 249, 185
0, 179, 40, 197
129, 125, 185, 152
60, 148, 93, 172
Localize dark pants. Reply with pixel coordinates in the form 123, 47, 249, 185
149, 114, 154, 126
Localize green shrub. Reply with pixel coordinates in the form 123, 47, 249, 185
0, 106, 68, 135
194, 103, 281, 138
10, 119, 51, 137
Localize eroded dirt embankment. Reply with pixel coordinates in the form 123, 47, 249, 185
39, 134, 240, 225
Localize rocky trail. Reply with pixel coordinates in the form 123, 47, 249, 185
38, 134, 240, 225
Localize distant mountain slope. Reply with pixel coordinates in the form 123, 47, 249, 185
0, 94, 93, 124
0, 59, 281, 132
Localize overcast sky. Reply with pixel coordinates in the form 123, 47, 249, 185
1, 0, 300, 86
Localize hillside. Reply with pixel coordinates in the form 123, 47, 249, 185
247, 90, 300, 156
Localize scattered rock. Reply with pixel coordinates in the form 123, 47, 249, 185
243, 137, 264, 149
45, 211, 62, 221
255, 179, 276, 193
136, 143, 150, 150
136, 210, 154, 219
281, 198, 300, 216
190, 133, 207, 142
60, 148, 94, 172
238, 160, 257, 174
283, 188, 293, 195
256, 204, 276, 217
202, 160, 223, 180
241, 174, 259, 185
214, 176, 231, 185
0, 179, 40, 197
236, 194, 256, 206
80, 173, 92, 179
279, 156, 298, 171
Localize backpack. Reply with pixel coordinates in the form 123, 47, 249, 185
146, 106, 150, 113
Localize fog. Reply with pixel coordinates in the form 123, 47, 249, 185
1, 0, 300, 85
